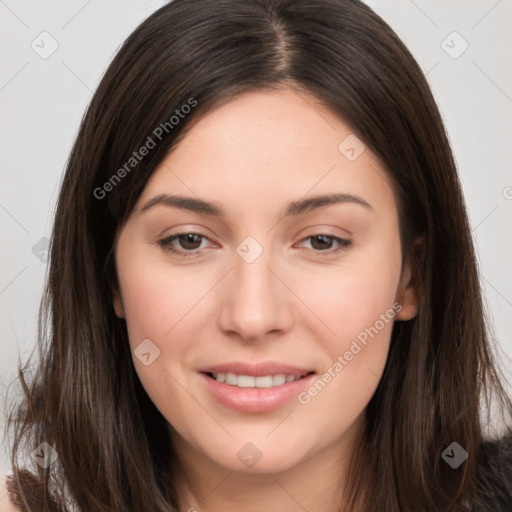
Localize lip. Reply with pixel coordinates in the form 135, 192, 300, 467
198, 361, 314, 377
198, 362, 316, 413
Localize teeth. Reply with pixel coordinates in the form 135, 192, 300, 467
225, 372, 238, 385
272, 374, 286, 386
237, 375, 255, 388
210, 372, 307, 388
256, 376, 273, 388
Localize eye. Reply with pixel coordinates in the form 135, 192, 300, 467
297, 234, 352, 255
158, 232, 211, 256
157, 232, 352, 258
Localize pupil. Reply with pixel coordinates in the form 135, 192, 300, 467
312, 235, 332, 250
181, 234, 201, 249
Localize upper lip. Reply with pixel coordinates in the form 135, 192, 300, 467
199, 361, 316, 377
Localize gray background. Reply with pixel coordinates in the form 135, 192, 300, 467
1, 0, 511, 472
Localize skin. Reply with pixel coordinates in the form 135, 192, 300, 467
0, 476, 17, 512
112, 88, 418, 512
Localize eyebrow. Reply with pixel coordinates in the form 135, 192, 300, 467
140, 192, 373, 217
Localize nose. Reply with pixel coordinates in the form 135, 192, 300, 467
218, 247, 294, 342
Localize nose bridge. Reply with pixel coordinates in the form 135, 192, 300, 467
218, 237, 292, 339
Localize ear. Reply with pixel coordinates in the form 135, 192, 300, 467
113, 289, 125, 319
110, 236, 125, 319
394, 238, 423, 321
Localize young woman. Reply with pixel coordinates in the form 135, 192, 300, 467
2, 0, 511, 510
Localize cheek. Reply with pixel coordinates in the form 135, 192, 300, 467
293, 238, 402, 350
291, 234, 402, 416
116, 243, 210, 351
115, 248, 213, 424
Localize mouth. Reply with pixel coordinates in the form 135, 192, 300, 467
203, 371, 315, 388
198, 364, 317, 413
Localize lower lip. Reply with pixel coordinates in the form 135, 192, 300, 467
199, 372, 316, 413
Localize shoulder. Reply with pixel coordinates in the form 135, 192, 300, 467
0, 474, 20, 512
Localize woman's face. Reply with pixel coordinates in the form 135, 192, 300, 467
113, 88, 418, 476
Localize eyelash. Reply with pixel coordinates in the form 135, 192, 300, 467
157, 232, 353, 258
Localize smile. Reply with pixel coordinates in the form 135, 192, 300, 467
199, 366, 317, 413
206, 372, 312, 388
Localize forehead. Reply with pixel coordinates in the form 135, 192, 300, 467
136, 88, 396, 217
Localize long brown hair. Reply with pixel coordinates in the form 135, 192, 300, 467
4, 0, 512, 510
